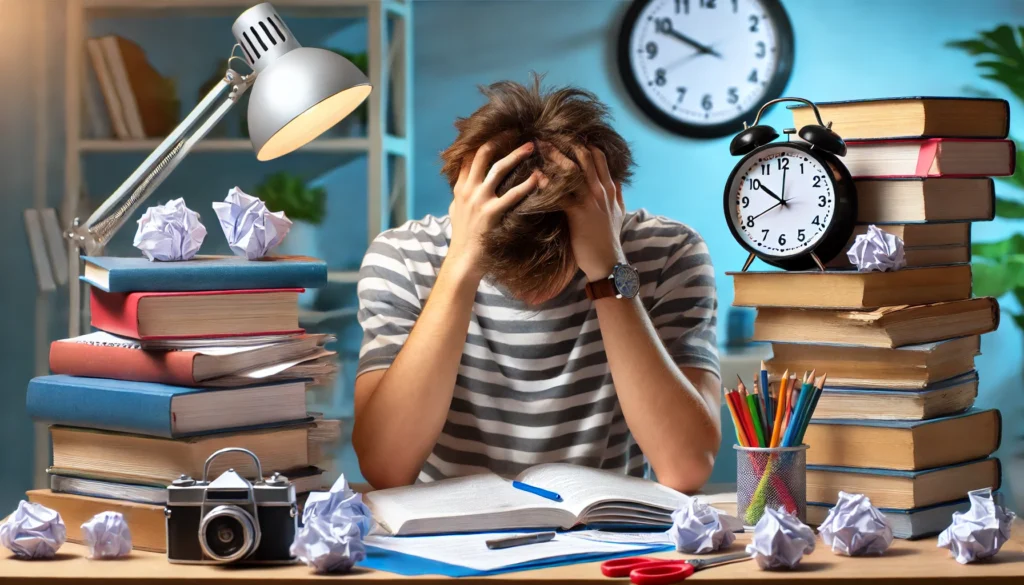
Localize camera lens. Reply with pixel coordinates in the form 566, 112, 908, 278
199, 506, 256, 563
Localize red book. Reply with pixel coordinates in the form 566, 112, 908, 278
90, 288, 303, 340
842, 138, 1015, 178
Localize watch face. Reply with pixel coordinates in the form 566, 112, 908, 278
725, 144, 837, 259
613, 264, 641, 299
618, 0, 794, 138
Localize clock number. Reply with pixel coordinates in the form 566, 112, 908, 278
749, 15, 760, 32
797, 229, 806, 242
656, 18, 673, 33
756, 41, 766, 59
748, 69, 758, 83
811, 215, 821, 226
727, 87, 738, 104
676, 87, 687, 102
778, 233, 787, 246
731, 0, 738, 12
746, 216, 755, 228
748, 178, 762, 190
812, 175, 824, 188
645, 42, 658, 59
799, 163, 805, 174
741, 196, 749, 208
761, 229, 769, 241
700, 0, 717, 8
818, 195, 828, 207
676, 0, 687, 14
777, 157, 790, 171
760, 164, 770, 176
701, 94, 713, 111
655, 69, 667, 86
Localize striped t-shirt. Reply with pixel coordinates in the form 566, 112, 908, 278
356, 209, 720, 483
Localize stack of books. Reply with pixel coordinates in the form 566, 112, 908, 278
734, 97, 1011, 539
25, 255, 341, 552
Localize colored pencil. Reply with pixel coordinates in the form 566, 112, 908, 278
730, 390, 752, 447
725, 390, 748, 447
769, 370, 790, 447
796, 374, 827, 444
746, 392, 766, 447
759, 361, 771, 430
752, 380, 768, 441
782, 370, 816, 447
731, 390, 755, 447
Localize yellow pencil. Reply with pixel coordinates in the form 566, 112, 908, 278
770, 369, 790, 447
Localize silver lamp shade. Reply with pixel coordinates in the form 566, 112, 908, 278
232, 3, 372, 161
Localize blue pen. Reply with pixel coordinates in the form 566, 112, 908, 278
512, 481, 563, 502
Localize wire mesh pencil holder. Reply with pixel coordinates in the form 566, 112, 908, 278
735, 444, 808, 526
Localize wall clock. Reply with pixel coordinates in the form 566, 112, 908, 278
617, 0, 794, 138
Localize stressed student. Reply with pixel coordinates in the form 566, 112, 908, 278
353, 78, 721, 492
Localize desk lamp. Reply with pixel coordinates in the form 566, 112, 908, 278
64, 2, 371, 334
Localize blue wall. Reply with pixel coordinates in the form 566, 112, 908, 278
412, 0, 1024, 502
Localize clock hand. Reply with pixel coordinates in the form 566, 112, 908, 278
757, 183, 785, 204
780, 167, 788, 206
750, 201, 783, 221
661, 28, 723, 58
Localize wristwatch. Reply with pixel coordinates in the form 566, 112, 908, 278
585, 263, 641, 300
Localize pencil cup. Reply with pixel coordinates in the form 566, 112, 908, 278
735, 444, 808, 526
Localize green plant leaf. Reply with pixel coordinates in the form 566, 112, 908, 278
946, 39, 997, 56
972, 234, 1024, 258
982, 25, 1024, 65
995, 196, 1024, 218
972, 260, 1018, 297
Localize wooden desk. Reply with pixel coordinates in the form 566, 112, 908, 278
2, 521, 1022, 585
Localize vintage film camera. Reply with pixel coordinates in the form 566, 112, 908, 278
165, 448, 297, 564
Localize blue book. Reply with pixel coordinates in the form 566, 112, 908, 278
808, 498, 973, 540
814, 371, 978, 420
807, 457, 1000, 510
27, 375, 310, 438
82, 254, 328, 293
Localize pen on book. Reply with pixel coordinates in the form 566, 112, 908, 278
512, 481, 563, 502
486, 531, 557, 550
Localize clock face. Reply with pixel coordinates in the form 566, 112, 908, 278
726, 145, 836, 259
618, 0, 793, 138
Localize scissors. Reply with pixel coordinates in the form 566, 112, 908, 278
600, 551, 751, 585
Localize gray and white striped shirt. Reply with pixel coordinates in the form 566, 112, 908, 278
356, 209, 720, 483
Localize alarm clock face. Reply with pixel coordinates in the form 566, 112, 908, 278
726, 145, 836, 258
618, 0, 794, 138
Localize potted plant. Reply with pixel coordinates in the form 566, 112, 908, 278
948, 25, 1024, 329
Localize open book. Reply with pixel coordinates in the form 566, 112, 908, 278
363, 463, 734, 536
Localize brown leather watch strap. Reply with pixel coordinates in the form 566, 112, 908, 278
585, 278, 617, 300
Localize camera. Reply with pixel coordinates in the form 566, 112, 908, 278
165, 448, 297, 564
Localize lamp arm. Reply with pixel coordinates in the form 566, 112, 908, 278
69, 68, 255, 255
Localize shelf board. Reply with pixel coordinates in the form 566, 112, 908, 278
79, 137, 369, 154
82, 0, 374, 18
326, 270, 360, 284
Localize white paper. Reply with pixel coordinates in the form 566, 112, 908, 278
569, 530, 674, 545
818, 492, 893, 556
745, 507, 815, 570
80, 511, 132, 559
0, 501, 67, 559
240, 349, 334, 379
213, 187, 292, 260
291, 515, 365, 573
133, 198, 207, 262
667, 498, 736, 554
363, 532, 651, 572
302, 474, 373, 538
937, 487, 1015, 564
846, 225, 906, 272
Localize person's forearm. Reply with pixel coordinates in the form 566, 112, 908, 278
352, 259, 480, 488
595, 295, 721, 493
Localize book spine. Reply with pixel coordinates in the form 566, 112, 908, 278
86, 38, 128, 139
27, 491, 166, 553
103, 263, 327, 293
89, 290, 142, 339
100, 36, 145, 139
49, 341, 198, 386
27, 378, 174, 438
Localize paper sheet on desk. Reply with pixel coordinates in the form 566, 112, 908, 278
363, 532, 665, 573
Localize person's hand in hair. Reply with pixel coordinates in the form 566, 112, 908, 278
542, 143, 627, 281
447, 141, 541, 279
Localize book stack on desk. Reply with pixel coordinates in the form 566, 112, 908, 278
732, 98, 1011, 539
24, 255, 342, 552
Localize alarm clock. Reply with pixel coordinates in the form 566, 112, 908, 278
723, 97, 857, 271
617, 0, 794, 138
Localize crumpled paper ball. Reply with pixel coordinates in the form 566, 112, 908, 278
846, 225, 906, 272
133, 198, 207, 261
212, 187, 292, 260
290, 474, 371, 573
81, 511, 132, 559
666, 498, 737, 554
938, 487, 1015, 564
290, 515, 366, 574
0, 501, 67, 559
745, 506, 816, 570
818, 492, 893, 556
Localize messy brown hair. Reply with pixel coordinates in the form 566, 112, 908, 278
440, 75, 634, 300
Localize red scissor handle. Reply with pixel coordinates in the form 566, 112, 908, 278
631, 563, 696, 585
601, 558, 685, 578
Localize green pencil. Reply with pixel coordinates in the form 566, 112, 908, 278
746, 393, 766, 447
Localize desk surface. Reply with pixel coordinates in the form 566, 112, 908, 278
2, 521, 1022, 585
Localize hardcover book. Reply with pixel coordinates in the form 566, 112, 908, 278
82, 254, 327, 293
789, 97, 1009, 140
